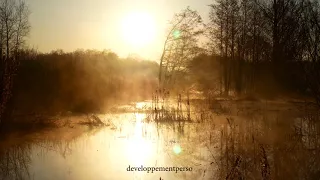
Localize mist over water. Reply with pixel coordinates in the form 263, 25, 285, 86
0, 100, 319, 180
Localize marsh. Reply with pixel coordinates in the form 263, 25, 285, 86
0, 98, 319, 180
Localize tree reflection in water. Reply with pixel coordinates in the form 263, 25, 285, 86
0, 145, 32, 180
214, 108, 320, 180
0, 102, 319, 180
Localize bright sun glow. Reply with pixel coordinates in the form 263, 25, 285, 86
121, 12, 156, 48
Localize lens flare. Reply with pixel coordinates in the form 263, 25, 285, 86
173, 30, 180, 39
173, 144, 182, 154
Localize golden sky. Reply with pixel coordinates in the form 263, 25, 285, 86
27, 0, 211, 61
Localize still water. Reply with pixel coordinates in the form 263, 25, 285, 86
0, 100, 319, 180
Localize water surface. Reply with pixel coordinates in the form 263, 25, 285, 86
0, 100, 319, 180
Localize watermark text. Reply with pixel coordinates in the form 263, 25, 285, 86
127, 165, 192, 173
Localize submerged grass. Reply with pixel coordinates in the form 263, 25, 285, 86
0, 88, 319, 180
208, 102, 320, 180
149, 88, 192, 123
148, 89, 320, 180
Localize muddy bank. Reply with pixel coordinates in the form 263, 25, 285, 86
0, 114, 106, 148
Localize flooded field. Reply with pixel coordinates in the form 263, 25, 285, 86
0, 100, 319, 180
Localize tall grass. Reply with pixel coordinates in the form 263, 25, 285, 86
150, 88, 192, 122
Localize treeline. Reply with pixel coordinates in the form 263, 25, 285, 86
206, 0, 320, 99
162, 0, 320, 102
188, 55, 309, 98
207, 0, 320, 99
9, 49, 159, 115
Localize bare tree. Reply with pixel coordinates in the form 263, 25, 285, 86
209, 0, 241, 95
0, 0, 30, 126
158, 7, 205, 91
303, 0, 320, 106
13, 0, 30, 56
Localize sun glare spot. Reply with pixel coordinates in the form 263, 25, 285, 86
173, 144, 182, 155
173, 30, 181, 39
121, 11, 156, 48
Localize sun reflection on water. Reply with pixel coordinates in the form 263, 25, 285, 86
135, 102, 147, 110
127, 113, 153, 165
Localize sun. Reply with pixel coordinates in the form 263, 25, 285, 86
121, 12, 156, 48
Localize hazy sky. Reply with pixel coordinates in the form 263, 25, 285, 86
26, 0, 212, 60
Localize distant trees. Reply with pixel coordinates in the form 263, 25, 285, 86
0, 0, 30, 125
302, 0, 320, 105
200, 0, 320, 101
188, 54, 222, 96
11, 50, 159, 114
208, 0, 242, 95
